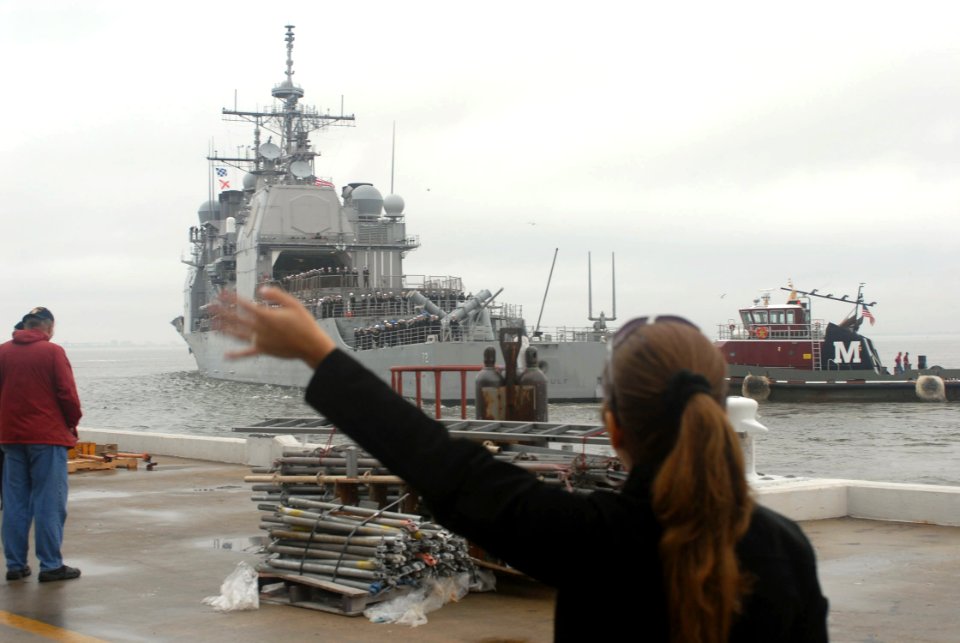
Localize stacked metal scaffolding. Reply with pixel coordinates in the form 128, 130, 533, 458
247, 445, 478, 596
246, 440, 625, 597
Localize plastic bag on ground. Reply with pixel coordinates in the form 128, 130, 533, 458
364, 572, 473, 626
469, 568, 497, 593
203, 561, 260, 612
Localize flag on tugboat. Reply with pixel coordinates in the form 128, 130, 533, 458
862, 307, 876, 325
315, 177, 335, 188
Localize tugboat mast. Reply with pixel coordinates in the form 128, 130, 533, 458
780, 284, 877, 331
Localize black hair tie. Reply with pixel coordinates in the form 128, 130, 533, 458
664, 369, 713, 420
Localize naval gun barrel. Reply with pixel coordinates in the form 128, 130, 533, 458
441, 289, 493, 324
405, 291, 446, 317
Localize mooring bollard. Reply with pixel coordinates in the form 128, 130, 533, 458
726, 396, 768, 480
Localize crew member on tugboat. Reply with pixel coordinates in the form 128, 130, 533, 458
214, 288, 828, 642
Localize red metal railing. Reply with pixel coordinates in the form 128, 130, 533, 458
390, 365, 483, 419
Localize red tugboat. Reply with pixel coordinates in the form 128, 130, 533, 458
715, 284, 960, 402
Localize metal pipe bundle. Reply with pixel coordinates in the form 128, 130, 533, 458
247, 439, 625, 598
248, 446, 478, 597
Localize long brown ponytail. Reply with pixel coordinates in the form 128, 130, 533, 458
606, 321, 753, 643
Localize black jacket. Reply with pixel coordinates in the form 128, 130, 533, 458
306, 350, 828, 641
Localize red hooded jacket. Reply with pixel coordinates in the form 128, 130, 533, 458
0, 329, 81, 447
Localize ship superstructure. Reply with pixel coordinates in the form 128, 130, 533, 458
173, 26, 608, 400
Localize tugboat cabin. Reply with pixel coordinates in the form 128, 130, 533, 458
716, 291, 825, 369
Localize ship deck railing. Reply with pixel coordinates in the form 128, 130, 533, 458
347, 324, 612, 350
716, 321, 827, 341
278, 272, 465, 294
532, 326, 612, 343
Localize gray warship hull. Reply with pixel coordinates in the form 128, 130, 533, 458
184, 321, 607, 402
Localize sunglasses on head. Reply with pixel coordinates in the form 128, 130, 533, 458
605, 315, 699, 417
608, 315, 699, 353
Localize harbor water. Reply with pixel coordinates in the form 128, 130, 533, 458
69, 335, 960, 487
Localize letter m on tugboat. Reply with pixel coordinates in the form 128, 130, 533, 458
833, 341, 862, 365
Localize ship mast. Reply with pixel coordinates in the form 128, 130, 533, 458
207, 25, 356, 183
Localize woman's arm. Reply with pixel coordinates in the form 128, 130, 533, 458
212, 287, 624, 585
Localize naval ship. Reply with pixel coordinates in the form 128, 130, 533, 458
172, 26, 609, 401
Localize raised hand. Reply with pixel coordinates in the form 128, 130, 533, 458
211, 287, 335, 368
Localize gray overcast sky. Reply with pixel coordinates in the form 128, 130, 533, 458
1, 1, 958, 346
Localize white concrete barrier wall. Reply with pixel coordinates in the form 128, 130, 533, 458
78, 427, 960, 526
78, 428, 247, 464
846, 481, 960, 527
756, 478, 960, 527
756, 480, 849, 522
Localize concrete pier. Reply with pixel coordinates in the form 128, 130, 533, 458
0, 435, 956, 641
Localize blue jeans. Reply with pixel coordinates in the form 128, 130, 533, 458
1, 444, 68, 572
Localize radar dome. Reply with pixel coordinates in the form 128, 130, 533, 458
351, 184, 384, 216
383, 194, 405, 217
197, 200, 221, 224
272, 79, 304, 100
242, 173, 257, 191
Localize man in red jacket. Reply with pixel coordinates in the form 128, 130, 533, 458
0, 307, 82, 583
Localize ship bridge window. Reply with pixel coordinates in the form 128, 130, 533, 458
785, 310, 796, 323
751, 311, 768, 323
769, 310, 785, 324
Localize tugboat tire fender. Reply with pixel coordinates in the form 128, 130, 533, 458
915, 375, 946, 402
742, 374, 771, 401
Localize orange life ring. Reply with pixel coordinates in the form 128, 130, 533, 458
755, 326, 769, 339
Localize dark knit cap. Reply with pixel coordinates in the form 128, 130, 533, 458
22, 307, 55, 323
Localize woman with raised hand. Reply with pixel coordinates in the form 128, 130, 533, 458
215, 287, 828, 643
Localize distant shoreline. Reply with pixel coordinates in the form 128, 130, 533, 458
63, 343, 185, 349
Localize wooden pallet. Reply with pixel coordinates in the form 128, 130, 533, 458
258, 571, 409, 616
111, 457, 139, 470
67, 459, 116, 473
66, 447, 139, 474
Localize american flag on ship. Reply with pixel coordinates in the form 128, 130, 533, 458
861, 307, 876, 325
315, 177, 335, 188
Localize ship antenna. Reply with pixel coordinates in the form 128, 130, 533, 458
271, 25, 305, 156
588, 252, 617, 323
284, 25, 296, 86
390, 121, 396, 194
588, 252, 593, 319
610, 252, 617, 320
534, 248, 559, 336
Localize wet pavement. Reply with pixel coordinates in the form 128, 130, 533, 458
0, 457, 957, 642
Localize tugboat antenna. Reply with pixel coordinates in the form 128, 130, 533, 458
782, 285, 876, 309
